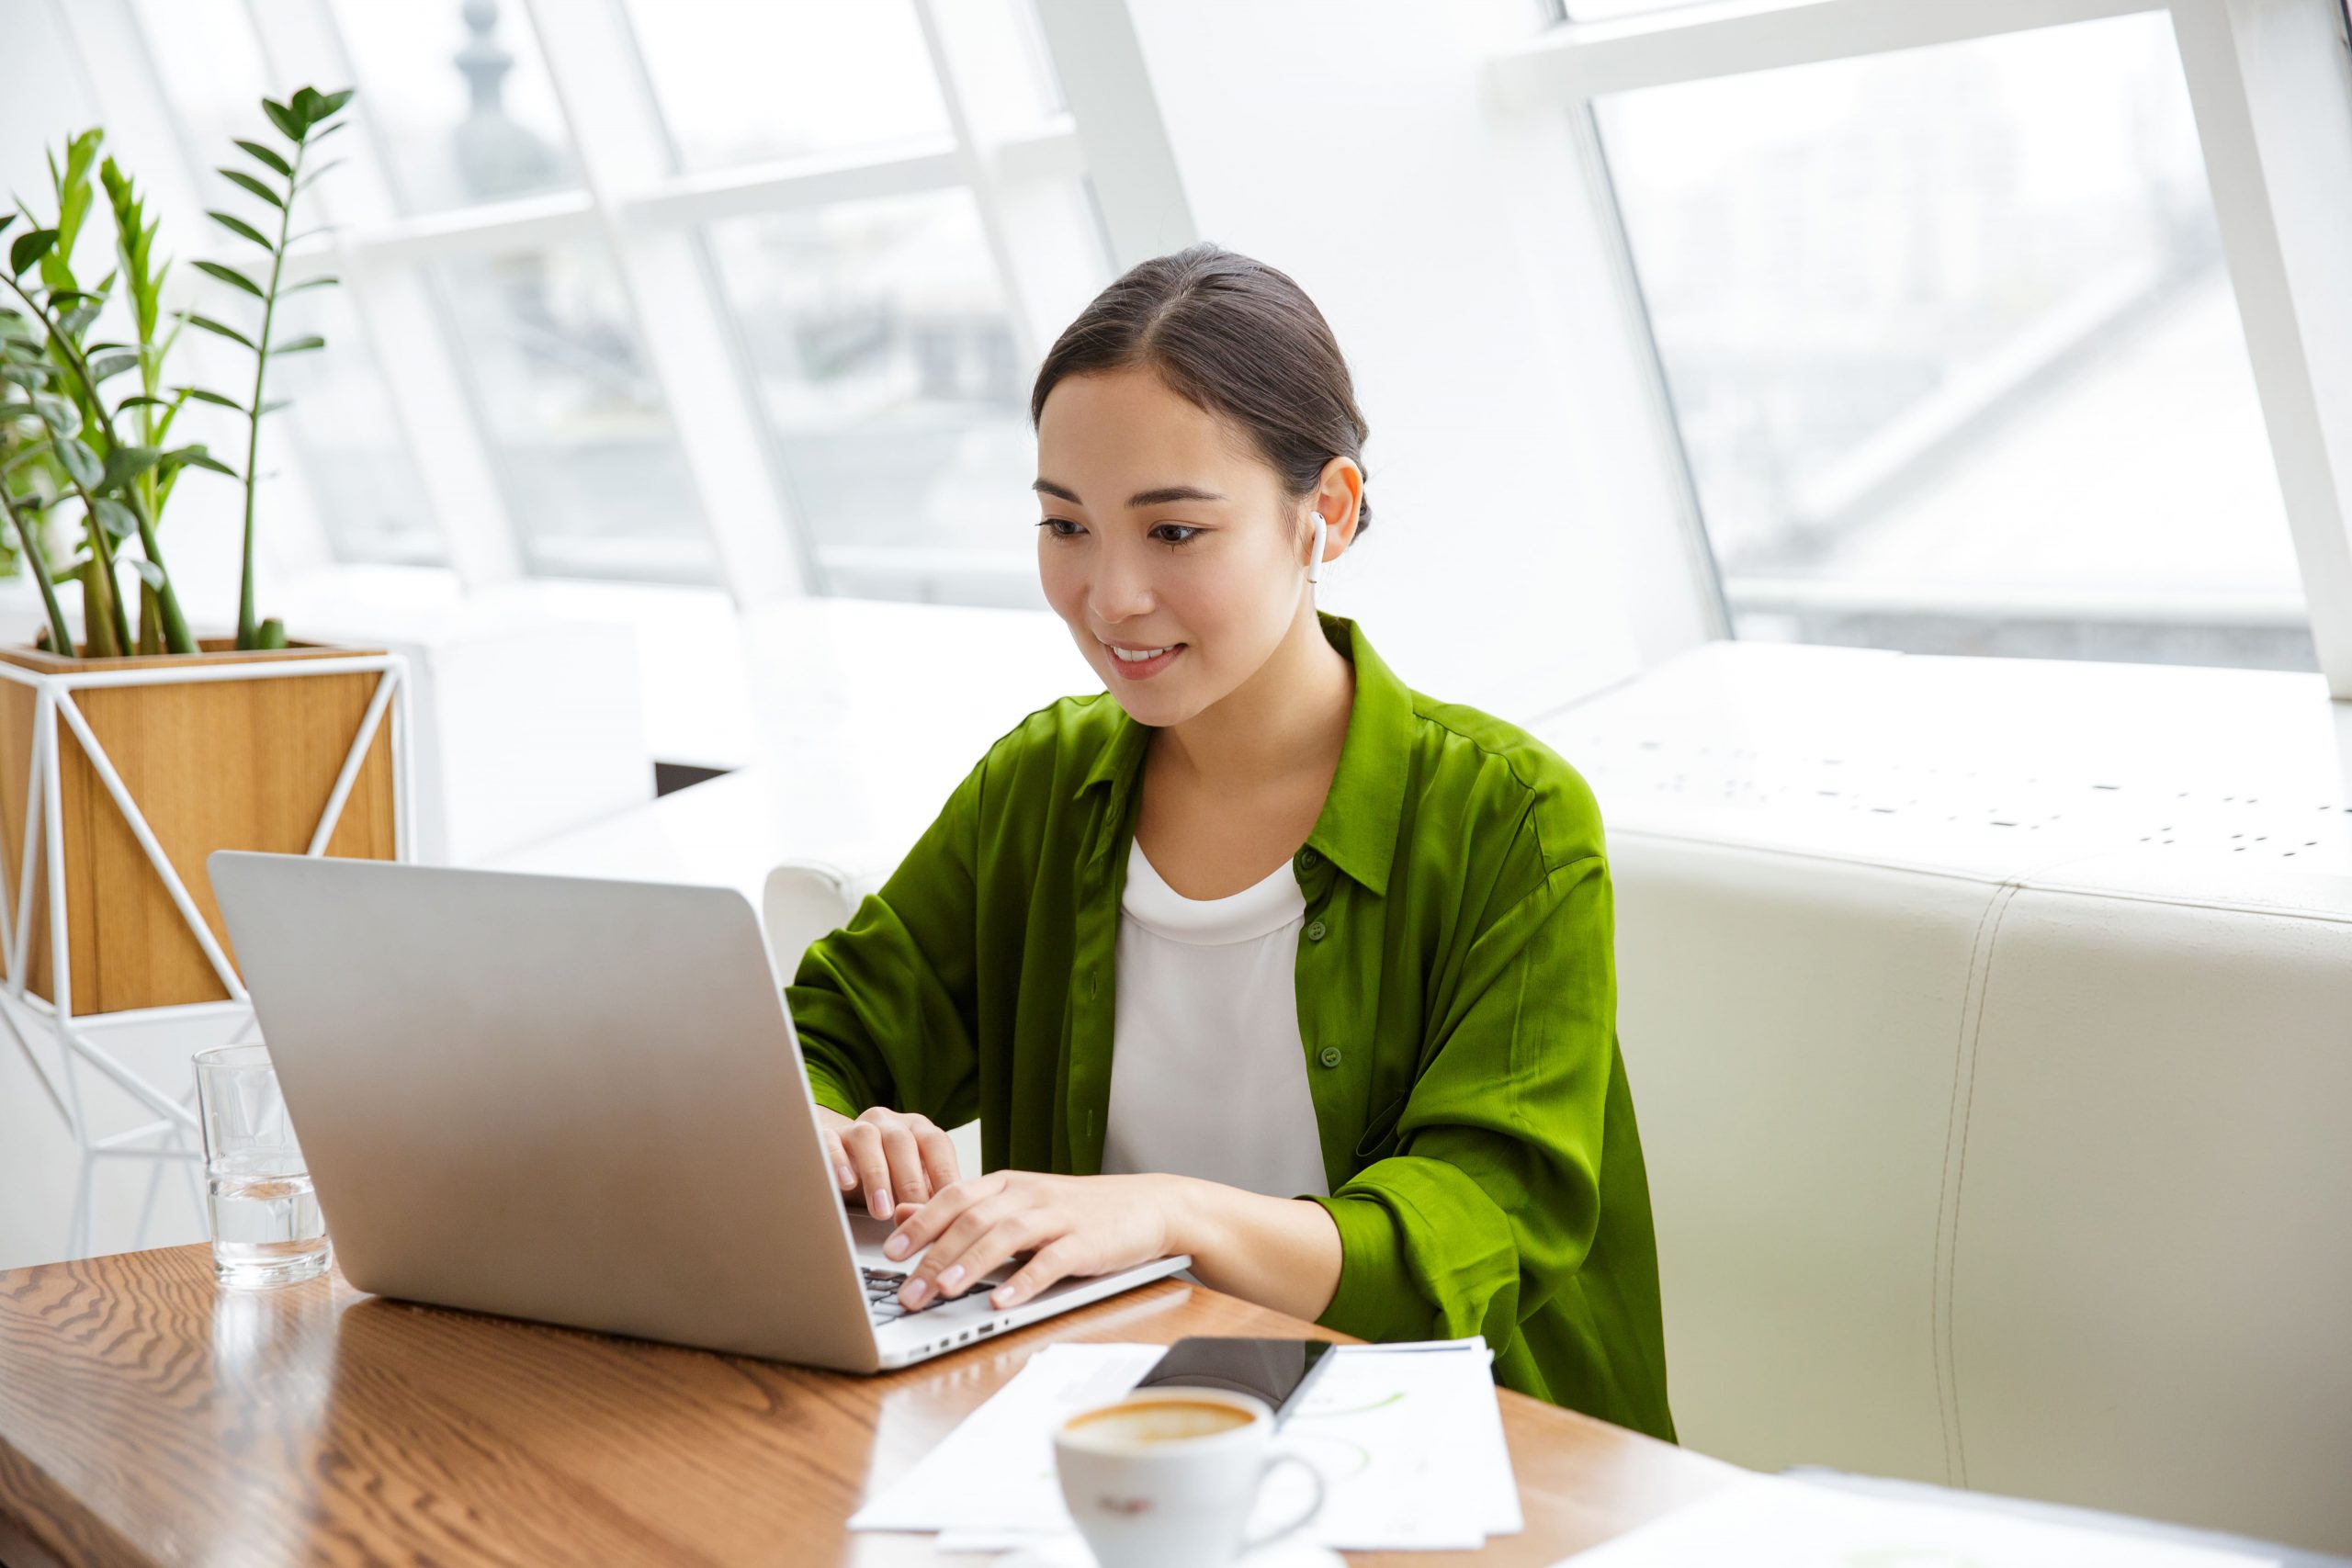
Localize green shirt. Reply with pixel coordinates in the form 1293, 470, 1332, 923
787, 610, 1676, 1439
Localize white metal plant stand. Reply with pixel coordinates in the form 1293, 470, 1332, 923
0, 650, 413, 1260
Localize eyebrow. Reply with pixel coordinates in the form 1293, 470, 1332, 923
1032, 479, 1228, 508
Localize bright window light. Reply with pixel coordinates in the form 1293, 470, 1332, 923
437, 243, 719, 585
621, 0, 955, 171
1596, 12, 2312, 670
324, 0, 581, 213
704, 190, 1037, 586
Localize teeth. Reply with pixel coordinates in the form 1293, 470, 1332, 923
1110, 644, 1174, 663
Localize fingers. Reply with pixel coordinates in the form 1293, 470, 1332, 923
918, 1122, 961, 1196
872, 1118, 926, 1206
901, 1206, 1048, 1313
840, 1122, 894, 1219
883, 1171, 1001, 1264
991, 1237, 1084, 1311
820, 1127, 855, 1195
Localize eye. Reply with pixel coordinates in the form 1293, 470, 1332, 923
1038, 518, 1084, 539
1152, 525, 1203, 549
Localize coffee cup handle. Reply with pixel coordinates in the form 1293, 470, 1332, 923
1238, 1453, 1326, 1556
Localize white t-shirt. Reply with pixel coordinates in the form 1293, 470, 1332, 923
1099, 837, 1330, 1199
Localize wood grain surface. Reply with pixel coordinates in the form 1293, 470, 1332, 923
0, 640, 396, 1015
0, 1245, 1737, 1566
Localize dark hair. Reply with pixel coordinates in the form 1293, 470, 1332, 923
1029, 243, 1374, 541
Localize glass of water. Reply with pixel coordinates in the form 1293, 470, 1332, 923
193, 1043, 330, 1288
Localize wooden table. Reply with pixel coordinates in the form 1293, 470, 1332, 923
0, 1246, 1739, 1566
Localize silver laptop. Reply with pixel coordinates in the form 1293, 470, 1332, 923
207, 851, 1189, 1371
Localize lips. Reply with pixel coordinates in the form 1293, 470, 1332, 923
1102, 641, 1186, 680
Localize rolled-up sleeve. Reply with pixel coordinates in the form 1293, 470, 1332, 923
785, 757, 987, 1129
1308, 848, 1614, 1353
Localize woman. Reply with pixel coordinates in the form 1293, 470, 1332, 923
787, 243, 1674, 1439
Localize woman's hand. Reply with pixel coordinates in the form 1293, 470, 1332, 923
815, 1105, 961, 1221
878, 1170, 1175, 1313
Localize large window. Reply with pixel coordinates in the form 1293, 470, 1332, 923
1521, 0, 2349, 675
115, 0, 1105, 605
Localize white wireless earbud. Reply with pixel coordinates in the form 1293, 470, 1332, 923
1306, 513, 1328, 585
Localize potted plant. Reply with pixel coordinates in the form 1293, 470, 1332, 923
0, 87, 404, 1017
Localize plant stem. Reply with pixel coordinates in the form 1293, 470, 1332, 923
31, 411, 134, 654
1, 272, 197, 656
237, 142, 298, 652
0, 484, 76, 655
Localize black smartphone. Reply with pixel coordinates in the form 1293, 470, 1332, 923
1130, 1337, 1338, 1425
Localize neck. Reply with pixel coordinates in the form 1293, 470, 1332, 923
1150, 603, 1355, 792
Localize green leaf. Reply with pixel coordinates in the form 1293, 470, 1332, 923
100, 444, 162, 490
232, 139, 292, 178
308, 121, 349, 146
193, 259, 265, 299
28, 392, 79, 436
262, 98, 301, 141
257, 399, 290, 415
282, 275, 340, 296
217, 169, 284, 209
56, 436, 100, 490
114, 393, 174, 413
165, 446, 238, 478
270, 334, 326, 355
1, 364, 54, 389
318, 88, 356, 118
86, 351, 139, 382
207, 209, 271, 249
172, 385, 247, 412
295, 159, 346, 193
1, 440, 49, 476
128, 556, 165, 590
59, 299, 103, 338
92, 497, 138, 540
9, 229, 57, 276
185, 314, 257, 352
0, 215, 13, 239
254, 616, 288, 650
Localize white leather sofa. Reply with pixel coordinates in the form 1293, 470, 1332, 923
1544, 642, 2352, 1553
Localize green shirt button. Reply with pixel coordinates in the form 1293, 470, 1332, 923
1298, 849, 1318, 869
1306, 919, 1328, 942
1317, 1044, 1342, 1068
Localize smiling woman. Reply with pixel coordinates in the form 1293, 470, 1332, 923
784, 243, 1677, 1440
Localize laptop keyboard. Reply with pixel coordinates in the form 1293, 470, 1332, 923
863, 1269, 913, 1324
861, 1266, 999, 1325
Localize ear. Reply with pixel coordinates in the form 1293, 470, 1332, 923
1309, 457, 1364, 564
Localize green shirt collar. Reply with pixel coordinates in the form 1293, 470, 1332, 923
1070, 610, 1410, 897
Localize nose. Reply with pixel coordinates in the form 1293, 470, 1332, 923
1085, 536, 1157, 626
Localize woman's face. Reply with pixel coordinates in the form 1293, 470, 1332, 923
1034, 368, 1319, 728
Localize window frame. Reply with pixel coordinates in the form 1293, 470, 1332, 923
63, 0, 1109, 609
1491, 0, 2352, 696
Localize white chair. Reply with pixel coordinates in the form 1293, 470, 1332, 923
763, 861, 983, 1179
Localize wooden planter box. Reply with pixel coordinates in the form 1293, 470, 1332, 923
0, 638, 401, 1017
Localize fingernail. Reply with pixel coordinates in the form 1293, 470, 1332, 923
884, 1233, 910, 1260
836, 1164, 854, 1190
871, 1187, 891, 1217
939, 1263, 965, 1292
991, 1283, 1017, 1308
901, 1278, 931, 1309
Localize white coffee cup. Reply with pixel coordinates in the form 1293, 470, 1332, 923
1052, 1387, 1325, 1568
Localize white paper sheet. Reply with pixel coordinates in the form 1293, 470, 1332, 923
1556, 1478, 2283, 1567
851, 1338, 1520, 1552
